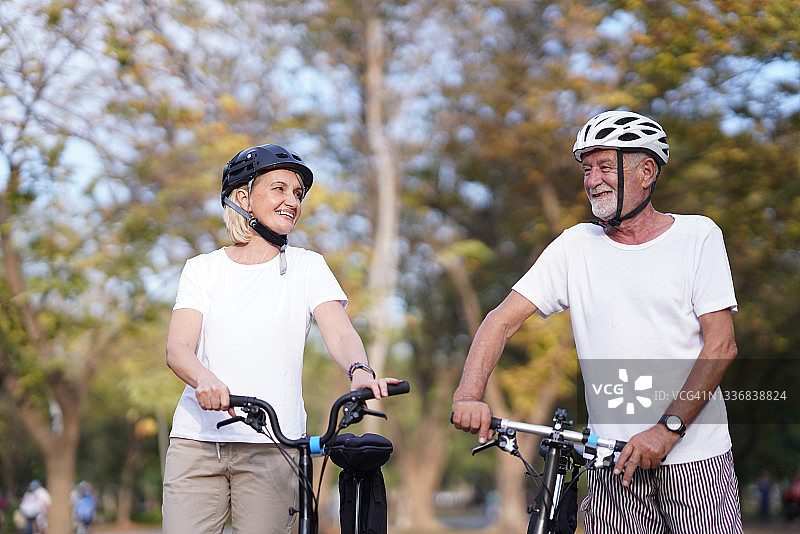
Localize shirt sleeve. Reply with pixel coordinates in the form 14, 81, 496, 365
307, 253, 348, 316
173, 256, 207, 314
692, 223, 738, 316
512, 231, 570, 318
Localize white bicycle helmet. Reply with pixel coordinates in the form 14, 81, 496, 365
573, 111, 669, 227
573, 110, 669, 166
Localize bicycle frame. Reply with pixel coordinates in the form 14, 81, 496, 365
218, 380, 410, 534
472, 409, 626, 534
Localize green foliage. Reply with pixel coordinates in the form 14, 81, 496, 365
1, 0, 798, 523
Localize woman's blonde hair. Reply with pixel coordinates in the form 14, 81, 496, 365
223, 184, 252, 244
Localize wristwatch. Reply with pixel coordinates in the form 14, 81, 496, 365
658, 414, 686, 438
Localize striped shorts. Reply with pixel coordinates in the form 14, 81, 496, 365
581, 449, 742, 534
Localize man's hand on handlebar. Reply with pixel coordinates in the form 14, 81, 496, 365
351, 374, 402, 400
614, 424, 681, 486
451, 400, 494, 444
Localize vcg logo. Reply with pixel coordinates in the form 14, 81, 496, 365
591, 369, 653, 415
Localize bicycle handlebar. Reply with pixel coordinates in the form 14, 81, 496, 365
489, 416, 627, 452
226, 380, 411, 450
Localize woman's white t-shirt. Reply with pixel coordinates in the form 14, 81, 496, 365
512, 214, 737, 464
169, 246, 347, 443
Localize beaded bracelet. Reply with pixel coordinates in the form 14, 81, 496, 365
347, 362, 376, 381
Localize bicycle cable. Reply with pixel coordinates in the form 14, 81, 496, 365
255, 425, 320, 518
516, 450, 542, 483
313, 420, 349, 510
255, 412, 354, 525
551, 463, 592, 523
516, 447, 566, 514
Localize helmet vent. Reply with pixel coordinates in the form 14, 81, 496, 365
221, 144, 314, 205
573, 110, 669, 166
596, 127, 616, 140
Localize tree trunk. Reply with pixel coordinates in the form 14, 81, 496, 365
393, 438, 443, 530
440, 255, 528, 530
27, 380, 82, 534
391, 384, 454, 531
361, 0, 399, 383
116, 431, 145, 527
484, 379, 529, 531
43, 441, 78, 534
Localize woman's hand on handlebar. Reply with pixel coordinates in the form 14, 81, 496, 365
195, 374, 234, 416
451, 400, 494, 444
351, 374, 402, 400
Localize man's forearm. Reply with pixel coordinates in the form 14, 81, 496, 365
663, 310, 737, 425
453, 310, 516, 402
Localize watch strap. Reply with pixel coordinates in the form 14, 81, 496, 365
658, 414, 686, 437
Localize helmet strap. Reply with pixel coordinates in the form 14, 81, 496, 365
222, 196, 289, 275
591, 150, 657, 229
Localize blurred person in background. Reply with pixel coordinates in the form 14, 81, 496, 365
71, 481, 97, 534
19, 480, 51, 533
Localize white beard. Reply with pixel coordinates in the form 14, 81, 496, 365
589, 188, 618, 220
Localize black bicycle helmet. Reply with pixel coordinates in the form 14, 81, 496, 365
220, 144, 314, 275
221, 144, 313, 205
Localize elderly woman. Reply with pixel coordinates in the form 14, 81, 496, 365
163, 144, 396, 534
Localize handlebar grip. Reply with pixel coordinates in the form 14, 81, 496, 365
615, 440, 627, 452
489, 417, 502, 430
349, 380, 411, 402
229, 395, 255, 407
387, 380, 410, 396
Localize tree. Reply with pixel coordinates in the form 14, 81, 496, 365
0, 4, 148, 531
0, 2, 311, 531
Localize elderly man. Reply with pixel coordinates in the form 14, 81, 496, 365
452, 110, 742, 533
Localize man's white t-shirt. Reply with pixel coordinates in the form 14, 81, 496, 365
512, 214, 737, 464
169, 246, 347, 443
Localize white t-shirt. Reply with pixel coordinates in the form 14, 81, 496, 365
169, 246, 348, 443
512, 214, 738, 464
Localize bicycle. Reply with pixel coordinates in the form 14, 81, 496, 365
216, 380, 410, 534
468, 408, 627, 534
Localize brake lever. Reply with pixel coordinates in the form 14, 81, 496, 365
472, 430, 518, 456
217, 416, 246, 428
216, 405, 267, 434
471, 438, 499, 456
340, 401, 387, 427
361, 407, 387, 420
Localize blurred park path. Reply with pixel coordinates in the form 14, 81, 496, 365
91, 519, 800, 534
94, 525, 233, 534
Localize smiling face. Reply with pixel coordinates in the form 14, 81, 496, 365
237, 168, 305, 237
582, 149, 620, 220
581, 149, 654, 221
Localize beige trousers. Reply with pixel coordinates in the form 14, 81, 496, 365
162, 438, 298, 534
